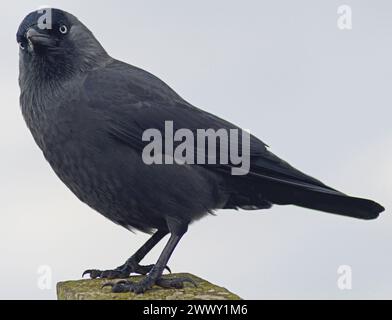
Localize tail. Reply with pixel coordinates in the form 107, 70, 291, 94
249, 172, 385, 220
282, 189, 384, 220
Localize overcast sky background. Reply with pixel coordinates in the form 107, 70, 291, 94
0, 0, 391, 300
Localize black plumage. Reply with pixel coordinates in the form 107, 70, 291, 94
17, 8, 384, 293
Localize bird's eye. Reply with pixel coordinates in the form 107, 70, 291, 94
59, 25, 68, 34
19, 42, 26, 50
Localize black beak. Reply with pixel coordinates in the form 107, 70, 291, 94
26, 28, 55, 49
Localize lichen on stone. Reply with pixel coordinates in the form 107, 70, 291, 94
57, 273, 241, 300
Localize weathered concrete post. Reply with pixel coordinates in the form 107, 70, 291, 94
57, 273, 241, 300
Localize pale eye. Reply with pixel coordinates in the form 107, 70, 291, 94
59, 25, 68, 34
19, 42, 26, 50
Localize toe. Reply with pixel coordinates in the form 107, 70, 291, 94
82, 269, 102, 279
156, 277, 197, 289
102, 278, 155, 294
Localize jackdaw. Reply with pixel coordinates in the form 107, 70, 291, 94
17, 8, 385, 293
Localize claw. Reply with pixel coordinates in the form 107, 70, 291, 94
82, 269, 92, 278
105, 280, 143, 293
82, 262, 170, 280
156, 277, 197, 289
102, 279, 128, 289
183, 278, 197, 288
113, 279, 129, 286
82, 269, 100, 279
101, 282, 115, 289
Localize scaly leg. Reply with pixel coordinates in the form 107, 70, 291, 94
83, 229, 169, 279
103, 218, 196, 294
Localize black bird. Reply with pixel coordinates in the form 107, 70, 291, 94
17, 8, 384, 294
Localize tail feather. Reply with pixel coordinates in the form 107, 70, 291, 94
285, 189, 384, 220
248, 171, 385, 220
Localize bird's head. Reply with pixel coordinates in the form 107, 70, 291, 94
17, 8, 110, 83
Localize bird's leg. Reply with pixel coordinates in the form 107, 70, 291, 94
103, 218, 196, 294
83, 229, 168, 279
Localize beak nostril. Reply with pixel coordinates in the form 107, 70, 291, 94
25, 28, 53, 48
26, 28, 39, 40
26, 28, 49, 39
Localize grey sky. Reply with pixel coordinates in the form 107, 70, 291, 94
0, 0, 391, 299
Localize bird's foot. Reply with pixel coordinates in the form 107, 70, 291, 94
156, 277, 197, 290
82, 267, 133, 280
83, 260, 171, 279
103, 276, 197, 294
